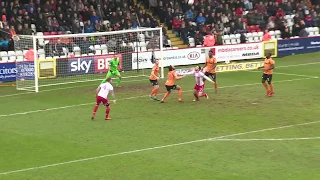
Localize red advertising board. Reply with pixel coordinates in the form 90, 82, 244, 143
94, 54, 123, 73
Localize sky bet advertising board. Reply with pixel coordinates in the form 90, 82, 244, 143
67, 57, 95, 75
277, 36, 320, 56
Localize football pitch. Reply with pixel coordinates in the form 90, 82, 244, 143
0, 53, 320, 180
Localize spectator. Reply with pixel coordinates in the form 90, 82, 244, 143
305, 14, 313, 27
196, 13, 206, 24
90, 11, 100, 25
240, 33, 247, 43
172, 15, 182, 35
312, 11, 319, 27
299, 26, 309, 37
281, 27, 291, 39
52, 16, 60, 32
165, 8, 174, 30
215, 31, 223, 45
276, 8, 285, 18
54, 39, 65, 56
262, 29, 271, 41
16, 25, 23, 35
194, 30, 204, 46
9, 26, 16, 38
185, 9, 194, 20
180, 22, 188, 45
267, 17, 276, 30
203, 32, 215, 47
57, 14, 70, 31
84, 20, 94, 33
22, 23, 33, 35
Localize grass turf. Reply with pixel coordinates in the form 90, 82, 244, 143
0, 52, 319, 180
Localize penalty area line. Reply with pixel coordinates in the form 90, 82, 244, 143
0, 120, 319, 175
0, 77, 317, 118
209, 137, 320, 142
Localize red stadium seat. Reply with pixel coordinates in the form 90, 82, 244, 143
51, 32, 57, 35
43, 32, 50, 35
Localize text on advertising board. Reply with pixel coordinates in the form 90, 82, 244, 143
94, 54, 123, 73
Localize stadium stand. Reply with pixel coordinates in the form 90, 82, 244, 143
0, 0, 319, 62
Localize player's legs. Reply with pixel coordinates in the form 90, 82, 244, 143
175, 85, 184, 102
150, 80, 160, 101
193, 89, 200, 101
114, 71, 121, 87
261, 74, 270, 96
92, 96, 102, 120
161, 86, 172, 103
212, 73, 218, 92
267, 75, 274, 96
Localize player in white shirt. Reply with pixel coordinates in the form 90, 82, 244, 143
186, 65, 214, 101
91, 77, 116, 120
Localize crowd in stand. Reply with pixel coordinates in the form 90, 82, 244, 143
0, 0, 320, 52
147, 0, 320, 46
0, 0, 165, 52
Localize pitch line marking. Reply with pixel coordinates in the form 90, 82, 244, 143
0, 77, 317, 118
0, 120, 319, 175
0, 79, 147, 98
0, 61, 319, 98
209, 137, 320, 142
248, 71, 319, 78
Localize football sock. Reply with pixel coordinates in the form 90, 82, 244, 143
117, 77, 121, 85
202, 93, 207, 97
214, 83, 218, 91
154, 89, 158, 96
269, 83, 274, 92
163, 92, 169, 100
194, 93, 199, 100
150, 89, 156, 96
106, 106, 110, 118
178, 89, 183, 99
92, 104, 99, 117
263, 82, 269, 91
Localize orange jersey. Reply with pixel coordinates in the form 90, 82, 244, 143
150, 64, 159, 80
205, 56, 217, 73
165, 71, 178, 86
264, 58, 275, 74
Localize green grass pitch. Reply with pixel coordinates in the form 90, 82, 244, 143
0, 53, 320, 180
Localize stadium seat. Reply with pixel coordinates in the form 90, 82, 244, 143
223, 35, 231, 44
230, 34, 237, 44
0, 51, 9, 62
16, 56, 24, 62
314, 27, 319, 35
94, 45, 102, 55
73, 46, 81, 56
188, 37, 195, 47
15, 50, 23, 56
275, 30, 281, 38
246, 33, 254, 43
8, 51, 16, 62
172, 47, 179, 49
100, 44, 108, 54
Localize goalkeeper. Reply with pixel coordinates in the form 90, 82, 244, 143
102, 55, 122, 87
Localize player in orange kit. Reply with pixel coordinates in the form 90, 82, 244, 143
258, 53, 275, 97
203, 50, 218, 93
160, 65, 186, 103
149, 59, 160, 101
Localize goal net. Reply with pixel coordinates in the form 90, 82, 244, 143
14, 27, 163, 92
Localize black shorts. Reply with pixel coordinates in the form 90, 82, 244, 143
205, 72, 217, 82
262, 74, 273, 83
165, 85, 177, 92
149, 79, 158, 86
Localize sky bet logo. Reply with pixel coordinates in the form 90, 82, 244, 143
69, 58, 93, 74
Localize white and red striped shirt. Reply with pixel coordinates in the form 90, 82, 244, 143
187, 70, 212, 86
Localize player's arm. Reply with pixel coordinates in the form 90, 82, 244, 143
96, 86, 101, 96
202, 74, 214, 83
110, 90, 116, 103
174, 73, 186, 79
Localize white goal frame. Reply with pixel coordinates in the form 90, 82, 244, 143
16, 27, 163, 93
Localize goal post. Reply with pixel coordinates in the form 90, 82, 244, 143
14, 27, 163, 92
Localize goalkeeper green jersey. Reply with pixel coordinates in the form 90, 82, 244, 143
109, 58, 120, 71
